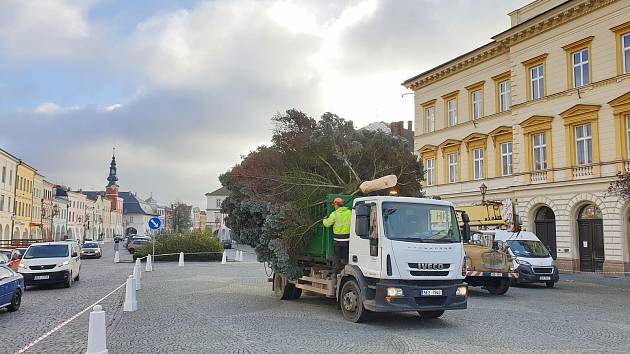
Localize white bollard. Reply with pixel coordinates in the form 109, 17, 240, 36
221, 251, 227, 264
113, 251, 120, 263
239, 250, 244, 262
133, 265, 142, 290
145, 254, 153, 272
86, 305, 108, 354
123, 275, 137, 312
178, 252, 185, 267
135, 258, 141, 267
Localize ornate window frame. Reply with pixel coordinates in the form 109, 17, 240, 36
562, 36, 593, 89
419, 144, 438, 186
519, 115, 554, 182
522, 54, 548, 101
463, 133, 488, 181
489, 126, 513, 177
421, 99, 437, 133
491, 72, 511, 114
609, 92, 630, 171
438, 139, 462, 184
441, 90, 459, 128
559, 104, 601, 178
611, 21, 630, 75
465, 81, 485, 120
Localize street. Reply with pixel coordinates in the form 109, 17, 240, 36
1, 243, 629, 354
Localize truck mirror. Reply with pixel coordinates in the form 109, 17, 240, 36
461, 211, 471, 243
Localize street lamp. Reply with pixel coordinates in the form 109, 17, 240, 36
479, 183, 488, 204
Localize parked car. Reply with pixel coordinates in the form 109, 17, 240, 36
127, 238, 150, 254
0, 265, 24, 312
493, 230, 559, 288
123, 235, 137, 249
1, 248, 26, 272
222, 239, 232, 249
80, 242, 102, 259
18, 242, 81, 288
0, 253, 8, 265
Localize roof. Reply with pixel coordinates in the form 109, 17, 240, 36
0, 148, 20, 162
81, 191, 105, 201
205, 186, 229, 197
119, 192, 157, 216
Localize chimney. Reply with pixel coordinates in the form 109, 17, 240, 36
407, 121, 413, 131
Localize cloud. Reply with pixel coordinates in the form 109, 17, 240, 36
0, 0, 530, 205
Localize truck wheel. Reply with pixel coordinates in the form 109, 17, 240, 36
417, 310, 444, 319
545, 281, 555, 288
340, 280, 367, 323
485, 278, 510, 295
273, 274, 299, 300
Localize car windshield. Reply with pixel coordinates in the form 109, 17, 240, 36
508, 240, 550, 258
382, 202, 461, 243
83, 243, 99, 248
24, 245, 69, 259
0, 250, 11, 258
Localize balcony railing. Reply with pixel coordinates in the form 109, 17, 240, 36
530, 170, 547, 183
572, 164, 593, 179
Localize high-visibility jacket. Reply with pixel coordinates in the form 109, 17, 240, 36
323, 206, 352, 240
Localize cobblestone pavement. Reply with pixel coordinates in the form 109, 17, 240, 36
0, 242, 135, 354
3, 244, 630, 354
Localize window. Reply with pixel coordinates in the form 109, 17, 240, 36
472, 91, 482, 119
624, 33, 630, 74
447, 99, 457, 126
216, 199, 222, 208
0, 195, 4, 211
425, 158, 435, 186
1, 166, 5, 183
425, 107, 435, 133
501, 142, 513, 176
473, 148, 484, 180
575, 124, 593, 165
530, 65, 544, 100
532, 133, 547, 171
572, 48, 590, 88
9, 170, 12, 185
448, 153, 458, 183
499, 81, 510, 112
8, 197, 11, 213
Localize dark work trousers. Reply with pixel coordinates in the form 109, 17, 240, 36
333, 234, 350, 271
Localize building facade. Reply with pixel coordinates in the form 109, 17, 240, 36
53, 186, 69, 241
42, 180, 54, 240
205, 186, 229, 232
14, 161, 36, 239
66, 190, 87, 241
121, 192, 157, 236
405, 0, 630, 273
0, 149, 18, 241
31, 173, 44, 239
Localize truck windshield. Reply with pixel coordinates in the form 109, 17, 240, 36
507, 240, 550, 258
382, 202, 461, 243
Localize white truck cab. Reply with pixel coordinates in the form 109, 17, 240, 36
488, 230, 559, 287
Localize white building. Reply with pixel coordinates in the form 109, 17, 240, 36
0, 148, 18, 241
53, 187, 69, 241
66, 190, 87, 241
121, 192, 157, 236
205, 186, 229, 233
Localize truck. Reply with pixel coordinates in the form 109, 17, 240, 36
271, 191, 468, 322
456, 201, 518, 295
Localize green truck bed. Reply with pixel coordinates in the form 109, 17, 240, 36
302, 194, 353, 262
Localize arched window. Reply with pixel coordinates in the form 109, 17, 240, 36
578, 204, 602, 220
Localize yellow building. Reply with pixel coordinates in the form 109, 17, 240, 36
404, 0, 630, 274
14, 161, 37, 239
31, 173, 44, 239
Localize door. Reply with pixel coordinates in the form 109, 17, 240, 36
577, 204, 604, 272
351, 203, 381, 278
535, 206, 557, 259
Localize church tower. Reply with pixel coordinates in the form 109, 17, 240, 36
105, 149, 120, 211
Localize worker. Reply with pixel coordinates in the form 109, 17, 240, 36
323, 197, 352, 271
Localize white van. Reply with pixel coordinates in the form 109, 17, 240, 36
490, 230, 559, 288
17, 242, 81, 288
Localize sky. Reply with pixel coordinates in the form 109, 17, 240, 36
0, 0, 530, 207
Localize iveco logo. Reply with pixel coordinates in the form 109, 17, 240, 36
418, 263, 445, 270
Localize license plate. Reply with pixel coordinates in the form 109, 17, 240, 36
539, 276, 551, 281
421, 289, 442, 296
490, 273, 503, 277
34, 275, 49, 280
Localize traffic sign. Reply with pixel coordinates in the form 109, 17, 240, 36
148, 217, 161, 230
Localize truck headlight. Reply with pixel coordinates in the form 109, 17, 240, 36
456, 286, 468, 297
57, 260, 69, 267
386, 287, 404, 297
